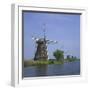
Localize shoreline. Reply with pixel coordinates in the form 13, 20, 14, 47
24, 59, 80, 67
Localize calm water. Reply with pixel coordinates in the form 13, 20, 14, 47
23, 61, 80, 77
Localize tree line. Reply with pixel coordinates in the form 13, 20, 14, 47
53, 49, 79, 62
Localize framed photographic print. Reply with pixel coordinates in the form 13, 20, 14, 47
11, 4, 87, 87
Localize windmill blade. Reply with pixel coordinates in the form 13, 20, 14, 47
50, 40, 58, 43
46, 40, 58, 44
32, 36, 39, 41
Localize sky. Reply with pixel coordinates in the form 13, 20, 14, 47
23, 11, 80, 60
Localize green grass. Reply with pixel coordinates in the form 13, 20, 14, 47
24, 60, 64, 67
64, 58, 80, 62
24, 59, 80, 67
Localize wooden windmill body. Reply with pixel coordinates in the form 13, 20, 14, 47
32, 25, 58, 61
34, 38, 48, 60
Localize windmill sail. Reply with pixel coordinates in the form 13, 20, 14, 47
32, 24, 58, 61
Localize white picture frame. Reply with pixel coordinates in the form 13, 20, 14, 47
11, 3, 87, 87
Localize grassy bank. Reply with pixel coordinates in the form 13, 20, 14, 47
24, 59, 80, 67
64, 58, 80, 62
24, 60, 64, 67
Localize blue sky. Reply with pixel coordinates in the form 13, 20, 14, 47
23, 11, 80, 60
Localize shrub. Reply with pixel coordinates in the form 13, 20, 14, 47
53, 49, 64, 61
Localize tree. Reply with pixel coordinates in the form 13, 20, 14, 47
53, 49, 64, 61
66, 55, 77, 62
67, 55, 70, 59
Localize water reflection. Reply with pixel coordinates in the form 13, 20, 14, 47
35, 65, 47, 76
24, 61, 80, 77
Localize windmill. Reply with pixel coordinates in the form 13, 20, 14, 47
32, 24, 58, 61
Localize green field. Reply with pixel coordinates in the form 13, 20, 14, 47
24, 59, 80, 67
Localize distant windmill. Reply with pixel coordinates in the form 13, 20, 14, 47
32, 24, 58, 61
